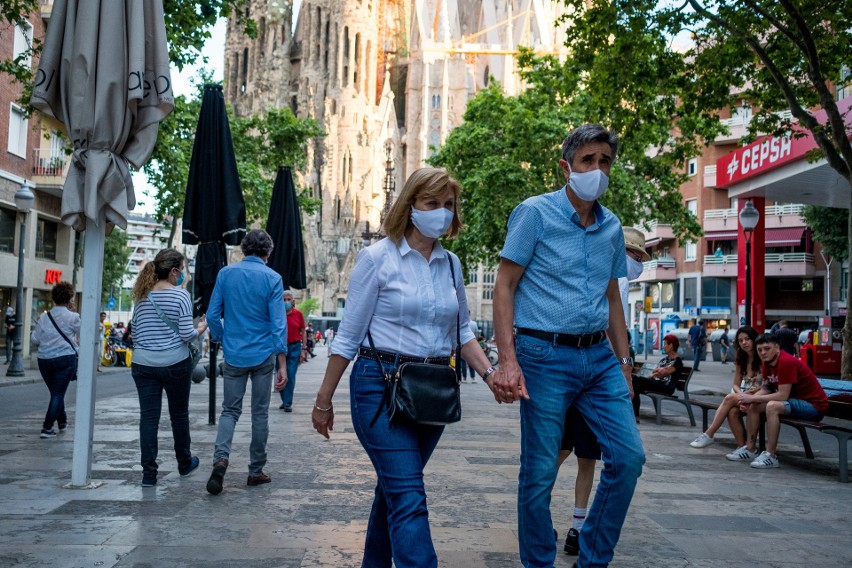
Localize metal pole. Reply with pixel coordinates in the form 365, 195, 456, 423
6, 213, 27, 377
745, 233, 752, 327
69, 217, 106, 488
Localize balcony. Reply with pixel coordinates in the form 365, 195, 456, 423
715, 110, 793, 144
31, 147, 68, 186
703, 165, 717, 189
39, 0, 53, 19
703, 254, 738, 277
765, 252, 815, 277
764, 203, 806, 229
635, 221, 675, 247
634, 258, 676, 283
702, 208, 738, 232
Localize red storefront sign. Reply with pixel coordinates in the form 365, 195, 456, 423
716, 95, 852, 188
45, 269, 63, 284
716, 131, 816, 187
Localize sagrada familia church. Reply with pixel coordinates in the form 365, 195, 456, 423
223, 1, 569, 320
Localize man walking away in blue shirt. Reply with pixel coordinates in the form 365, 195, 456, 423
491, 124, 645, 568
205, 230, 288, 495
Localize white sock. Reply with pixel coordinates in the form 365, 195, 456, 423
572, 507, 588, 531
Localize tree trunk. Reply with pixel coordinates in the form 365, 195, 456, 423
843, 185, 852, 380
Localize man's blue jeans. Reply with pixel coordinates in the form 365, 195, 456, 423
38, 354, 76, 430
349, 357, 444, 568
515, 335, 645, 568
692, 345, 703, 371
131, 358, 194, 476
278, 342, 302, 408
213, 354, 274, 475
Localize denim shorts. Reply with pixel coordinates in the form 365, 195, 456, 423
783, 398, 823, 421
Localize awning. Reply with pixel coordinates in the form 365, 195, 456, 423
645, 238, 661, 246
765, 227, 805, 247
704, 230, 738, 240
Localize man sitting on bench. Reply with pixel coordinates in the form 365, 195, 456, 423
735, 332, 829, 469
632, 334, 683, 421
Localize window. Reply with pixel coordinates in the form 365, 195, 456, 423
36, 218, 59, 261
687, 158, 698, 176
684, 199, 697, 261
683, 277, 697, 308
13, 21, 33, 67
0, 207, 16, 253
482, 288, 493, 300
686, 199, 698, 216
468, 272, 477, 284
8, 105, 28, 158
701, 277, 732, 310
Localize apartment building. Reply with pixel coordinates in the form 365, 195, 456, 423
630, 98, 849, 347
1, 5, 83, 358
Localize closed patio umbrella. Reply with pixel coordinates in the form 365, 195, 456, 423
30, 0, 173, 487
266, 167, 306, 290
182, 84, 246, 423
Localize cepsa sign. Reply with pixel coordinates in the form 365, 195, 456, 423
716, 130, 816, 187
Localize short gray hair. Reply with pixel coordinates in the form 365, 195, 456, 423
241, 229, 274, 257
561, 124, 619, 166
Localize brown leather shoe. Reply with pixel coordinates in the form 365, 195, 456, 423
206, 458, 228, 495
246, 472, 271, 486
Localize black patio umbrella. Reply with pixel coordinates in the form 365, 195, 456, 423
265, 167, 306, 289
182, 84, 246, 424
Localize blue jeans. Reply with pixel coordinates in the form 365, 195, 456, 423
692, 344, 703, 370
278, 342, 302, 407
214, 354, 274, 475
516, 335, 645, 568
38, 354, 76, 430
349, 357, 444, 568
131, 358, 194, 476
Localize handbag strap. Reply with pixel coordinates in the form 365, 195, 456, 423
149, 294, 195, 348
447, 257, 462, 384
46, 311, 78, 353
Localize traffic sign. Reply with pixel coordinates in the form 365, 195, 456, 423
107, 297, 116, 309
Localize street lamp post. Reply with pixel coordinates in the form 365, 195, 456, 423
361, 142, 396, 245
7, 181, 35, 377
739, 200, 760, 327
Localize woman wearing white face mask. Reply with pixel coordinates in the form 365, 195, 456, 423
312, 167, 494, 567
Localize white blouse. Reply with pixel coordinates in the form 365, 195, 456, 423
330, 236, 476, 360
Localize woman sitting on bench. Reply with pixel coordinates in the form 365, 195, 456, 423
689, 326, 762, 452
632, 334, 683, 421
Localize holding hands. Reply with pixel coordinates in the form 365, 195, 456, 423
488, 361, 530, 404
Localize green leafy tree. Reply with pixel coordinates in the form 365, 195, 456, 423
429, 48, 710, 272
557, 0, 852, 373
101, 229, 131, 305
802, 206, 848, 261
298, 297, 320, 318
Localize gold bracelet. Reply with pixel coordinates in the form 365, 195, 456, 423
314, 402, 333, 412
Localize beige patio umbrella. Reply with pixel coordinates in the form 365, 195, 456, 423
31, 0, 173, 487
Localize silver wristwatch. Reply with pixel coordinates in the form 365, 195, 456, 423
617, 357, 633, 366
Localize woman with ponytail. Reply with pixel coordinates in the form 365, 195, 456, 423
130, 249, 207, 487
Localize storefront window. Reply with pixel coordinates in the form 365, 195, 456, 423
0, 207, 16, 254
36, 218, 58, 260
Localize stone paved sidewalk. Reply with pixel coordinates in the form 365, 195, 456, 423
0, 350, 850, 567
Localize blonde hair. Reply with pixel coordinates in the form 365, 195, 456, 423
132, 249, 185, 301
383, 167, 462, 244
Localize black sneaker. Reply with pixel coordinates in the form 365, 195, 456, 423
40, 429, 56, 439
564, 528, 580, 555
179, 456, 200, 477
58, 423, 67, 431
206, 458, 228, 495
141, 474, 157, 487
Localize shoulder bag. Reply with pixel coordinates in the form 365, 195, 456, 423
46, 311, 78, 380
148, 295, 202, 368
367, 258, 462, 426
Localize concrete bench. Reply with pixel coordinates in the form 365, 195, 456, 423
639, 366, 696, 426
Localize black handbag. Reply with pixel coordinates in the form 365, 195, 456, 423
367, 259, 462, 426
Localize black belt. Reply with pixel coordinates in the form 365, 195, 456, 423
288, 341, 303, 346
358, 347, 450, 366
516, 328, 607, 348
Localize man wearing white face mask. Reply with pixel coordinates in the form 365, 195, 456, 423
493, 124, 645, 568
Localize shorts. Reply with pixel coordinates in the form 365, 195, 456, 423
560, 405, 601, 460
783, 398, 824, 421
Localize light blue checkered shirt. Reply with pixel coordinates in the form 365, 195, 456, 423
500, 187, 627, 334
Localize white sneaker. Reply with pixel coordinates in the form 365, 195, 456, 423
725, 445, 758, 461
750, 451, 780, 469
690, 433, 714, 448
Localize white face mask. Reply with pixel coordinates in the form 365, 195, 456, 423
567, 164, 609, 202
626, 256, 644, 281
410, 206, 454, 239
